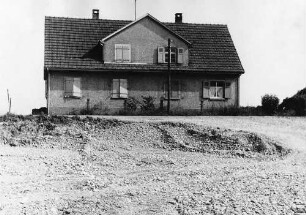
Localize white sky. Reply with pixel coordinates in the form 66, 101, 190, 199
0, 0, 305, 114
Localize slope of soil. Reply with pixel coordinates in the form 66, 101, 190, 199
0, 116, 288, 158
0, 116, 305, 215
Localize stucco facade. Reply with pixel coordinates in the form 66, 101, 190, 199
47, 71, 239, 115
103, 18, 189, 65
44, 13, 244, 115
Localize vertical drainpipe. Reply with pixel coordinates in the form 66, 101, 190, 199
237, 76, 240, 107
47, 69, 51, 115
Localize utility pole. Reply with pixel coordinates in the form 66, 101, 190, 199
167, 38, 171, 114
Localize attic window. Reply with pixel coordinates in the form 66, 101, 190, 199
115, 44, 131, 63
165, 47, 176, 63
158, 47, 184, 64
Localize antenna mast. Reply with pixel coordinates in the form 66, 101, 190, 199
134, 0, 137, 20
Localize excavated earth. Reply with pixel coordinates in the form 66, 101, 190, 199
0, 115, 305, 215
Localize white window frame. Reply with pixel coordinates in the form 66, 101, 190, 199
165, 47, 177, 63
202, 80, 231, 100
115, 44, 131, 63
112, 79, 128, 98
64, 77, 81, 98
209, 80, 224, 99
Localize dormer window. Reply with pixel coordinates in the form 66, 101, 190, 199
115, 44, 131, 63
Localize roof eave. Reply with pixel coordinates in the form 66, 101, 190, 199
45, 66, 244, 75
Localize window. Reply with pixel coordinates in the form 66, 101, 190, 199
164, 80, 181, 99
203, 81, 231, 99
64, 77, 81, 98
112, 79, 128, 98
115, 44, 131, 63
210, 81, 224, 98
158, 46, 184, 64
165, 47, 176, 63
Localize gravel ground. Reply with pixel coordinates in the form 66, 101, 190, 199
0, 116, 305, 215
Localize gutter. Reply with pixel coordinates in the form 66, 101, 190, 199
46, 67, 244, 75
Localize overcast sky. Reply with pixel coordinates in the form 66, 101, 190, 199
0, 0, 305, 114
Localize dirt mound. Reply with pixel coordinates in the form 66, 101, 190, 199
0, 115, 289, 158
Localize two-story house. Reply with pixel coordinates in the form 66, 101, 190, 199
44, 10, 244, 115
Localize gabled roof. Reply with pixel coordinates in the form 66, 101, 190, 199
44, 15, 244, 74
101, 13, 191, 45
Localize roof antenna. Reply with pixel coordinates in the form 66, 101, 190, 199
134, 0, 137, 20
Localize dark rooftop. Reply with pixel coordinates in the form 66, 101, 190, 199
44, 16, 244, 74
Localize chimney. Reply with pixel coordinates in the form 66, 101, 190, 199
92, 9, 99, 19
175, 13, 182, 23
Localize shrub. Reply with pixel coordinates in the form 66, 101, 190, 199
125, 97, 139, 113
279, 96, 305, 116
261, 94, 279, 115
140, 96, 156, 114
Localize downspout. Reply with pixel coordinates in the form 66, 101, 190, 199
237, 76, 240, 107
47, 68, 51, 115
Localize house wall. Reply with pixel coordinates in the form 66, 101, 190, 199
103, 17, 189, 65
48, 71, 240, 115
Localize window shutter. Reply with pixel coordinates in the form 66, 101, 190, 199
158, 47, 164, 63
64, 77, 74, 97
203, 81, 210, 98
115, 45, 122, 62
120, 79, 128, 98
225, 82, 231, 99
122, 45, 131, 62
112, 79, 120, 98
177, 48, 184, 64
73, 78, 81, 97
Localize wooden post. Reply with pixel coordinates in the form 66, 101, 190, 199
7, 89, 11, 114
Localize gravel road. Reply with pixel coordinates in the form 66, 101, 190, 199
0, 116, 305, 215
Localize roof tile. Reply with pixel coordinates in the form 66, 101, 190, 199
44, 16, 244, 73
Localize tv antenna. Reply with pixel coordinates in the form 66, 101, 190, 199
134, 0, 137, 20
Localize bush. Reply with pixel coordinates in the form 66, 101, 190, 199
279, 96, 306, 116
125, 97, 139, 113
261, 94, 279, 115
140, 96, 156, 114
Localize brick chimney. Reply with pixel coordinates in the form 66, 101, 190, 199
92, 9, 99, 19
175, 13, 182, 23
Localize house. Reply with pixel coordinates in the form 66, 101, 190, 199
44, 10, 244, 115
